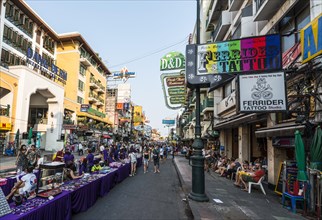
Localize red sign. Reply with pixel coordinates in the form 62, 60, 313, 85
282, 42, 301, 69
116, 103, 123, 110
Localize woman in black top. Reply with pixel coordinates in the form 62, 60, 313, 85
143, 147, 150, 174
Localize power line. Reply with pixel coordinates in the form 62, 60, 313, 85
108, 36, 189, 69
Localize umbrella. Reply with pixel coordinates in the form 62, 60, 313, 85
295, 130, 308, 181
27, 127, 33, 145
310, 126, 322, 171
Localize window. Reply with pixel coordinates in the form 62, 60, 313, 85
79, 64, 86, 76
77, 96, 84, 104
78, 80, 84, 91
36, 30, 41, 44
223, 82, 232, 98
5, 2, 14, 18
1, 49, 10, 63
280, 2, 310, 52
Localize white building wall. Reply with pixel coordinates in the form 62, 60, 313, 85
9, 66, 64, 151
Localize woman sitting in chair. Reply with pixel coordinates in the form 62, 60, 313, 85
238, 163, 265, 191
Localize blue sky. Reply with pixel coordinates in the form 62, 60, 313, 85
26, 0, 196, 136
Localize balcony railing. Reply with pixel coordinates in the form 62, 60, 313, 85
202, 98, 214, 113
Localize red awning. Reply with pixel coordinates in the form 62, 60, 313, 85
102, 135, 111, 139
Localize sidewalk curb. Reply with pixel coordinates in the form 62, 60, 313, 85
173, 158, 194, 217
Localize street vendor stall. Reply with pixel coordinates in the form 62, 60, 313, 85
0, 162, 131, 219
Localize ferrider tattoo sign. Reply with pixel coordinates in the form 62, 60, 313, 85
186, 34, 281, 89
238, 72, 287, 113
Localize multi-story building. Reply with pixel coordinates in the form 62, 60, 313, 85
0, 0, 65, 151
181, 0, 322, 189
0, 0, 112, 151
56, 33, 112, 138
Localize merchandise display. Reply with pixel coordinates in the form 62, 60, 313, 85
11, 198, 48, 215
37, 162, 65, 193
0, 188, 11, 217
37, 188, 62, 198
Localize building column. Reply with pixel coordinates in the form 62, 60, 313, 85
46, 100, 63, 151
238, 125, 249, 162
267, 139, 287, 186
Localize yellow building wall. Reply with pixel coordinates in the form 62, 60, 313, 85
0, 70, 19, 140
56, 43, 81, 113
56, 41, 110, 125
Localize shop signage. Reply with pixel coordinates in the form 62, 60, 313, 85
238, 72, 287, 113
112, 67, 136, 80
87, 107, 105, 118
162, 119, 175, 125
26, 47, 67, 83
80, 104, 90, 112
186, 34, 281, 88
282, 42, 301, 69
116, 103, 123, 110
0, 123, 11, 130
160, 72, 186, 109
301, 13, 322, 64
160, 52, 185, 71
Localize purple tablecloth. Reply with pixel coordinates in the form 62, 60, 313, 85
70, 177, 102, 213
0, 191, 71, 220
116, 163, 130, 183
1, 176, 16, 196
99, 169, 117, 197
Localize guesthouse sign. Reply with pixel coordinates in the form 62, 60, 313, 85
160, 71, 186, 109
186, 34, 281, 88
26, 47, 67, 84
160, 52, 185, 71
301, 13, 322, 64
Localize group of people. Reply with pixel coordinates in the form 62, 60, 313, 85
203, 147, 266, 192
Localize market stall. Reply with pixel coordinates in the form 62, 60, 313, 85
0, 163, 131, 219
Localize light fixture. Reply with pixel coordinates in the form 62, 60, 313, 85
50, 112, 54, 118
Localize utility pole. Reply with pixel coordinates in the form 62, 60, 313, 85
188, 0, 209, 202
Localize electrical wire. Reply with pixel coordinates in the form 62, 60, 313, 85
108, 36, 189, 69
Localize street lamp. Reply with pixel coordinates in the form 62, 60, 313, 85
188, 0, 209, 202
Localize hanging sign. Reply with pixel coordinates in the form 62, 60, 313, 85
160, 72, 186, 109
301, 13, 322, 64
238, 72, 287, 113
186, 34, 281, 88
160, 52, 185, 71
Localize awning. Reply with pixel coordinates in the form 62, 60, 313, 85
213, 113, 259, 129
255, 124, 305, 138
102, 134, 111, 139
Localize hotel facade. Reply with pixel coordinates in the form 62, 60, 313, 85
0, 0, 111, 152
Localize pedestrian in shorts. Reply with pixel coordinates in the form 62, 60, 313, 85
153, 145, 160, 173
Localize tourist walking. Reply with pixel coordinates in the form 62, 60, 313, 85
129, 149, 137, 176
152, 145, 160, 173
15, 145, 28, 173
143, 147, 150, 173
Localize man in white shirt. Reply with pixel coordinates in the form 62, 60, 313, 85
100, 144, 105, 153
6, 166, 37, 200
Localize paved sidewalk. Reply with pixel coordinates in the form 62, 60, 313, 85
173, 156, 306, 220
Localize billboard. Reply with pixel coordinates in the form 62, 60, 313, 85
238, 72, 287, 113
301, 13, 322, 64
117, 83, 131, 103
133, 106, 143, 127
185, 34, 281, 88
160, 72, 186, 110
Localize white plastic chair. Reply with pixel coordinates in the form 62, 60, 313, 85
248, 176, 266, 195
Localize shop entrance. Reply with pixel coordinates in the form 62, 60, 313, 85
232, 128, 239, 159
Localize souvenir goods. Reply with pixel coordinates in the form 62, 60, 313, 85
0, 188, 11, 217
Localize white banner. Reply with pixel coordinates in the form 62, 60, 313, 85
239, 72, 287, 112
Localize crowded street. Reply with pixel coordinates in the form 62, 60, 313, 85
1, 0, 322, 219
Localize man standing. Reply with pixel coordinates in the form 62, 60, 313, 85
152, 145, 160, 173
